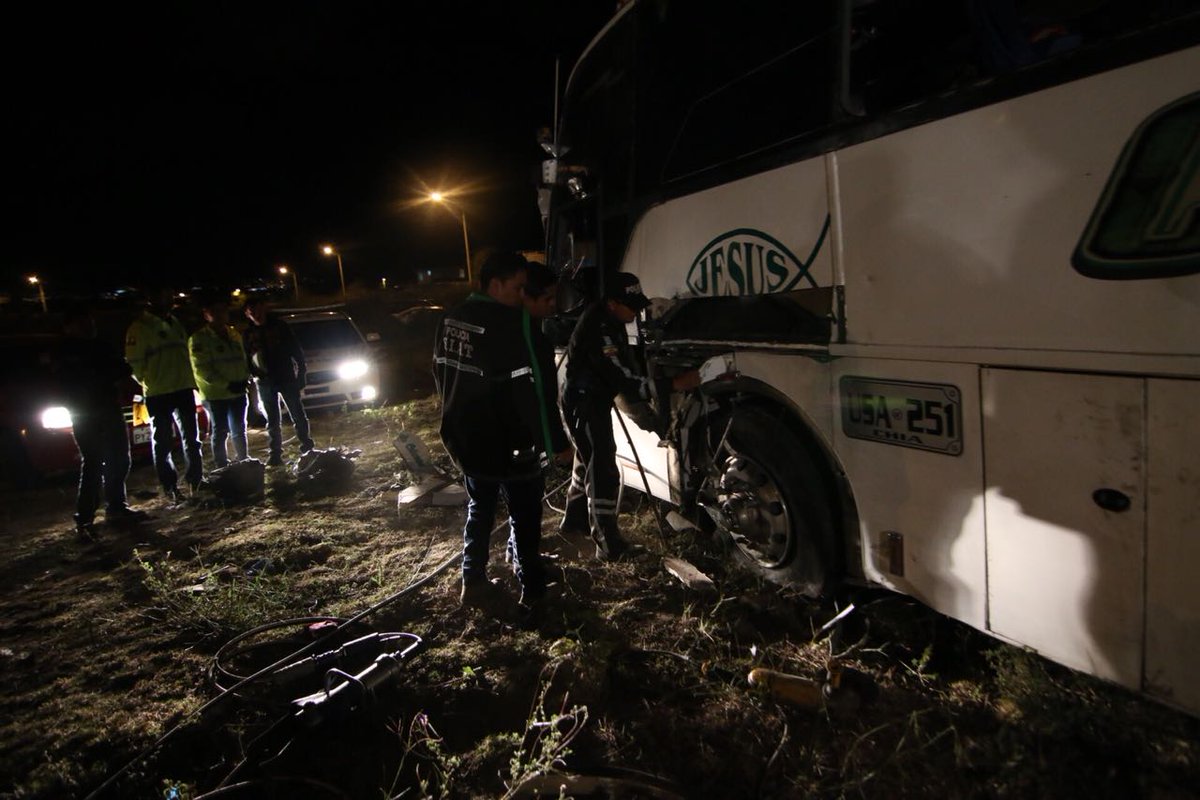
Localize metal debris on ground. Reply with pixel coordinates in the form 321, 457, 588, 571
662, 556, 716, 593
197, 459, 266, 504
294, 446, 361, 494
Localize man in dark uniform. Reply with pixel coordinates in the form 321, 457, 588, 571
505, 261, 573, 565
58, 306, 147, 537
435, 251, 550, 609
242, 297, 314, 466
560, 272, 699, 560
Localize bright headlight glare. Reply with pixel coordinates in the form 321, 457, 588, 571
361, 385, 378, 401
41, 406, 73, 430
337, 359, 369, 380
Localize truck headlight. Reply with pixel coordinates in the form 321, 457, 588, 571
337, 359, 369, 380
41, 406, 73, 430
361, 385, 378, 402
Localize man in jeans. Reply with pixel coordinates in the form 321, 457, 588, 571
125, 287, 203, 500
242, 297, 313, 466
189, 297, 250, 467
434, 251, 550, 611
58, 305, 147, 536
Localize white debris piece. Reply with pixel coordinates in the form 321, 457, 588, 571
431, 483, 467, 506
393, 431, 437, 475
397, 476, 451, 507
663, 556, 716, 593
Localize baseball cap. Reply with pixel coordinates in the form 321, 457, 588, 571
605, 272, 652, 312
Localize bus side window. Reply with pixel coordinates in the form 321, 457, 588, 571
847, 0, 978, 115
652, 4, 837, 183
848, 0, 1198, 118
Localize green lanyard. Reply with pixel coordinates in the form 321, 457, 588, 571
522, 309, 554, 455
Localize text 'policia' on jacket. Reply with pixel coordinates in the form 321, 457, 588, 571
434, 293, 548, 481
125, 310, 196, 398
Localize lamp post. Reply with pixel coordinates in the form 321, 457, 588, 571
278, 265, 299, 300
27, 275, 47, 313
428, 192, 473, 285
321, 245, 347, 301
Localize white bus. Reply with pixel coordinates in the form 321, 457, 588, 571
541, 0, 1200, 715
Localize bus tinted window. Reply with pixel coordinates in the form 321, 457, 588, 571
849, 0, 1200, 117
639, 2, 836, 184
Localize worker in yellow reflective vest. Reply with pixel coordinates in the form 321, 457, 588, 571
189, 296, 250, 468
125, 287, 202, 501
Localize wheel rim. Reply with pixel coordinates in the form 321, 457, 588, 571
705, 450, 794, 569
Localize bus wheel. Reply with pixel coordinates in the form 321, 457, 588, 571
698, 408, 835, 596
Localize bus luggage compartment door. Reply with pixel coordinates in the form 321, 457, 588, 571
983, 369, 1144, 689
1145, 378, 1200, 713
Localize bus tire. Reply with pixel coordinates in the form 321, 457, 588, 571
699, 407, 837, 597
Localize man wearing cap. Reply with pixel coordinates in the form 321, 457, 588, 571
560, 272, 699, 560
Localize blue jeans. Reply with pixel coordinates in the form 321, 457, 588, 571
71, 408, 131, 524
463, 473, 545, 596
203, 395, 248, 467
257, 379, 313, 458
146, 388, 202, 492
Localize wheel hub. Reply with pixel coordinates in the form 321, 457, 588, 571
705, 453, 792, 568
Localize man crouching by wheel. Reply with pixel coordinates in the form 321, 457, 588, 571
434, 251, 552, 612
559, 272, 699, 561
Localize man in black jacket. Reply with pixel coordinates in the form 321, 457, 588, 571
435, 251, 551, 609
57, 306, 147, 537
243, 297, 314, 465
560, 272, 699, 560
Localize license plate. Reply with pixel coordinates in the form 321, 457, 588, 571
132, 425, 151, 445
840, 377, 963, 455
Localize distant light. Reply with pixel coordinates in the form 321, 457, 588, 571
27, 275, 39, 285
178, 293, 187, 298
322, 245, 334, 256
426, 270, 432, 277
232, 289, 242, 296
278, 266, 289, 275
40, 406, 72, 430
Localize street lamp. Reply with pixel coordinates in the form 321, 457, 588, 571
321, 245, 347, 301
427, 192, 473, 285
278, 265, 299, 300
27, 275, 47, 313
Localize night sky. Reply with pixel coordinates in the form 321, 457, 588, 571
4, 2, 617, 296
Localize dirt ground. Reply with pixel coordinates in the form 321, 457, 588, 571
1, 399, 1199, 799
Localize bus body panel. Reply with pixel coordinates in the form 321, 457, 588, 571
1145, 378, 1200, 710
983, 368, 1146, 689
830, 358, 988, 631
628, 158, 833, 300
836, 45, 1200, 357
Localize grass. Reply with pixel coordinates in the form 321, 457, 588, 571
1, 399, 1198, 799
